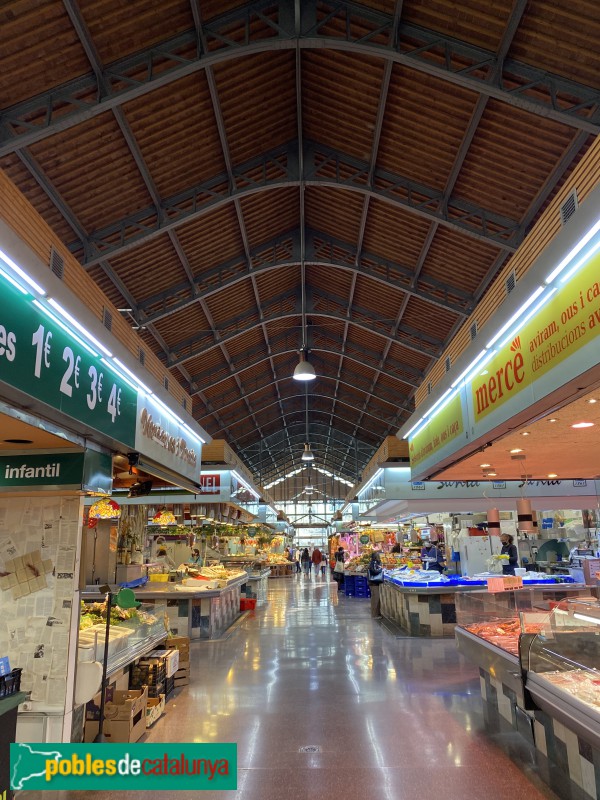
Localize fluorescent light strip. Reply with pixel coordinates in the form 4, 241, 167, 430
486, 286, 545, 349
409, 388, 460, 442
359, 468, 383, 496
402, 416, 425, 440
450, 349, 488, 389
181, 422, 206, 444
32, 300, 97, 357
0, 266, 28, 295
0, 249, 46, 296
545, 218, 600, 283
100, 357, 139, 392
559, 237, 600, 284
498, 287, 558, 349
112, 357, 153, 395
231, 470, 260, 499
462, 348, 497, 385
48, 298, 113, 357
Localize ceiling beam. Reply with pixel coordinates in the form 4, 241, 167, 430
2, 0, 598, 157
164, 295, 444, 369
134, 227, 471, 328
337, 0, 531, 475
197, 368, 412, 422
72, 140, 519, 265
187, 331, 422, 394
214, 392, 403, 433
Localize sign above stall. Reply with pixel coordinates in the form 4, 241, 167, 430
0, 258, 138, 448
135, 394, 202, 484
471, 249, 600, 422
199, 473, 221, 494
408, 225, 600, 479
0, 449, 112, 492
409, 393, 466, 469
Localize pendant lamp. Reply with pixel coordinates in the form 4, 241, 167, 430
301, 443, 314, 462
293, 351, 316, 381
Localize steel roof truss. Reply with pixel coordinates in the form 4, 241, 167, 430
1, 0, 598, 159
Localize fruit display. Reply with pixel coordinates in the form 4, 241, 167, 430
265, 554, 290, 565
345, 549, 421, 573
191, 565, 247, 586
464, 618, 544, 657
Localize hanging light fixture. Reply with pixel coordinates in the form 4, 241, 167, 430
301, 443, 314, 462
152, 507, 177, 526
293, 350, 316, 381
89, 498, 121, 519
292, 228, 316, 381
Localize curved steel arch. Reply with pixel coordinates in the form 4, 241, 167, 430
1, 0, 597, 159
199, 371, 412, 422
78, 142, 519, 265
137, 230, 471, 326
188, 325, 424, 388
232, 407, 383, 445
214, 392, 403, 434
170, 306, 443, 369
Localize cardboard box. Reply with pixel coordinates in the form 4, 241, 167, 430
165, 636, 190, 661
84, 714, 146, 743
165, 648, 179, 677
146, 694, 165, 727
84, 687, 147, 743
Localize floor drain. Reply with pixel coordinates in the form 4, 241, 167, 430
298, 745, 321, 753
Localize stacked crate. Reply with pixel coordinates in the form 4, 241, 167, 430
130, 652, 168, 698
165, 636, 190, 689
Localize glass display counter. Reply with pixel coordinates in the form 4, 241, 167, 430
129, 574, 247, 639
525, 598, 600, 752
78, 600, 168, 676
454, 587, 595, 729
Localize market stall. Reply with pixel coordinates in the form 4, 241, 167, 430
524, 597, 600, 799
454, 591, 600, 799
132, 571, 247, 640
383, 572, 582, 637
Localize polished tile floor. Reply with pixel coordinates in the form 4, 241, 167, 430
25, 575, 570, 799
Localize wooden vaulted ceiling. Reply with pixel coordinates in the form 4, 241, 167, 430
0, 0, 598, 497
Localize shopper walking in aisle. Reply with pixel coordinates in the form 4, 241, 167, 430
301, 547, 311, 576
321, 552, 328, 577
311, 547, 322, 577
500, 533, 519, 575
367, 550, 384, 619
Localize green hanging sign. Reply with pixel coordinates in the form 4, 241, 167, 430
0, 450, 112, 491
0, 257, 138, 447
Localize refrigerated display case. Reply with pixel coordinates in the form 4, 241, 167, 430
521, 597, 600, 799
454, 587, 595, 725
78, 600, 168, 675
524, 597, 600, 749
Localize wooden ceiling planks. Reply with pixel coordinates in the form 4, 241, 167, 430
0, 0, 596, 489
122, 72, 227, 199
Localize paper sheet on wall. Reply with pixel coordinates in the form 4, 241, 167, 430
30, 674, 49, 702
0, 535, 19, 564
21, 504, 43, 527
